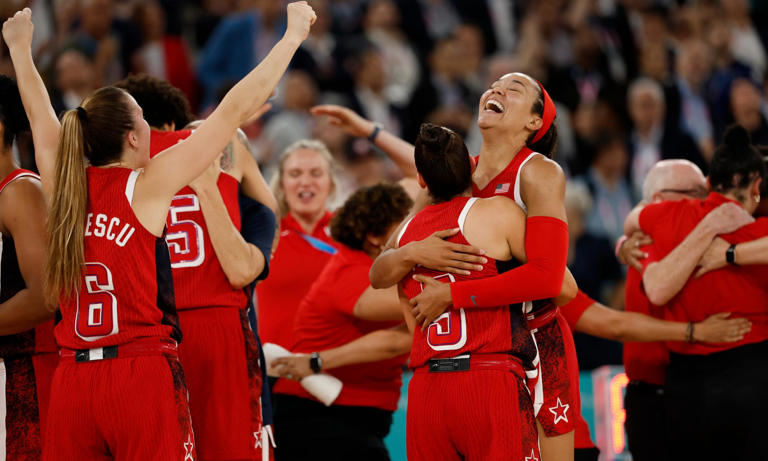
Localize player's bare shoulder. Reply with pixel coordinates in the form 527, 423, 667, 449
520, 154, 565, 190
0, 175, 44, 231
464, 196, 525, 260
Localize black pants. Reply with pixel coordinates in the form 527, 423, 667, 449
273, 394, 393, 461
574, 447, 600, 461
624, 380, 669, 461
665, 341, 768, 461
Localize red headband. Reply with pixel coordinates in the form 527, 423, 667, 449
531, 81, 556, 144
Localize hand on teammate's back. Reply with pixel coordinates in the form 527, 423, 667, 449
2, 7, 34, 53
617, 231, 653, 272
407, 229, 487, 276
410, 275, 453, 331
694, 312, 752, 343
284, 1, 317, 43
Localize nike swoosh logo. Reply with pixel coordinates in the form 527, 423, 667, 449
471, 295, 478, 307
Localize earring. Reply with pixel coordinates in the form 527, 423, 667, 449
756, 195, 761, 204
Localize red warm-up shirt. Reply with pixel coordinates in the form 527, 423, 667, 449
274, 245, 406, 411
639, 193, 768, 355
622, 267, 668, 385
257, 212, 336, 348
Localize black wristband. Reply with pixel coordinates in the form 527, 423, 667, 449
368, 124, 382, 143
726, 244, 738, 266
686, 322, 695, 344
309, 352, 322, 374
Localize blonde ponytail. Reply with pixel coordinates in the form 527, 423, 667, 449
44, 110, 87, 303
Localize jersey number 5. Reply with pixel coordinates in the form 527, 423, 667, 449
167, 194, 205, 268
76, 262, 119, 341
422, 274, 468, 351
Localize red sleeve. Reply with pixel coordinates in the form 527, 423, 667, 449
638, 202, 669, 235
560, 289, 594, 330
336, 264, 373, 316
451, 216, 568, 308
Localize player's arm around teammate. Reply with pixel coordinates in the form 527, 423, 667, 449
563, 291, 751, 344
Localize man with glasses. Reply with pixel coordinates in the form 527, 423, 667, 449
558, 159, 752, 461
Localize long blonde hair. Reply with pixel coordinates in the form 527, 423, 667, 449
44, 87, 134, 302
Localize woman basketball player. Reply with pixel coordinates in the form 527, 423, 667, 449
330, 74, 583, 460
3, 3, 315, 459
0, 74, 57, 460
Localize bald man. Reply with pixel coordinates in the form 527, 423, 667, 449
560, 159, 752, 461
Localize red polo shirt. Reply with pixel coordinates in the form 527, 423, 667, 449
639, 193, 768, 355
256, 211, 336, 348
274, 245, 406, 411
622, 267, 668, 385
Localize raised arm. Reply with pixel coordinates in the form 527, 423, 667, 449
236, 129, 279, 213
643, 203, 753, 306
188, 162, 266, 288
138, 2, 315, 205
0, 178, 55, 334
3, 9, 60, 198
310, 104, 417, 178
271, 324, 411, 380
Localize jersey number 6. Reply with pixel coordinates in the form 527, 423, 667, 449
166, 194, 206, 268
422, 274, 468, 351
76, 262, 119, 341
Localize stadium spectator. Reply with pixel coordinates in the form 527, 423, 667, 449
626, 77, 706, 198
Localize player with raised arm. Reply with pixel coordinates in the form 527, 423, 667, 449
397, 123, 576, 461
0, 74, 57, 460
115, 74, 278, 461
3, 3, 315, 459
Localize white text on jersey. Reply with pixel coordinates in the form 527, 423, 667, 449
84, 213, 136, 247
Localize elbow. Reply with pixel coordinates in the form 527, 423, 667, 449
646, 289, 670, 307
388, 333, 412, 357
368, 266, 388, 290
226, 265, 260, 289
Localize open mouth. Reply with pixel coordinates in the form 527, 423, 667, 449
298, 190, 316, 200
484, 100, 504, 113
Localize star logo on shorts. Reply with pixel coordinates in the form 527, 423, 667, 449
183, 434, 195, 461
548, 397, 570, 424
525, 449, 539, 461
254, 430, 262, 449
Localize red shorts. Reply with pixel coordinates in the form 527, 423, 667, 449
44, 344, 196, 461
407, 365, 540, 461
178, 308, 267, 461
1, 352, 57, 460
529, 308, 581, 437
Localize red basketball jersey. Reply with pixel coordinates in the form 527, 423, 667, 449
398, 197, 536, 369
473, 148, 555, 316
0, 169, 57, 357
55, 167, 179, 349
150, 130, 248, 311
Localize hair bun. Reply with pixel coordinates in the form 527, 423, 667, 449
418, 123, 449, 148
723, 124, 752, 150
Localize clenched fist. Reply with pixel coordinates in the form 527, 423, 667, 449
2, 8, 33, 54
285, 1, 316, 43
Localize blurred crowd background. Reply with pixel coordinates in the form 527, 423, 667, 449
3, 0, 768, 369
